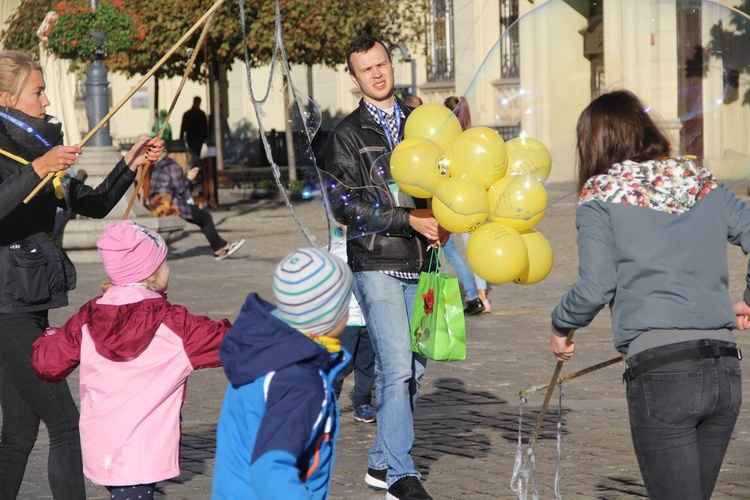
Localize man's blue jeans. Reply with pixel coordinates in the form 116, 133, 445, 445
353, 272, 427, 486
626, 339, 741, 499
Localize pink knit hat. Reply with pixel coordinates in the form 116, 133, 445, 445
97, 221, 168, 285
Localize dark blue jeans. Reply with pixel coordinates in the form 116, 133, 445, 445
626, 339, 741, 500
333, 325, 375, 407
0, 311, 85, 499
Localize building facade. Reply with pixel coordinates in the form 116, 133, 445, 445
2, 0, 748, 182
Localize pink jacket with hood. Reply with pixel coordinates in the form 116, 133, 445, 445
31, 285, 231, 486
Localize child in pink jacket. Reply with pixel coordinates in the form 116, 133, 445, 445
32, 221, 231, 500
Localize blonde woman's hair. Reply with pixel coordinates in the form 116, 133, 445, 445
0, 51, 42, 103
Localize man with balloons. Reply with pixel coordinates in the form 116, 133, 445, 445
322, 34, 446, 500
323, 32, 559, 500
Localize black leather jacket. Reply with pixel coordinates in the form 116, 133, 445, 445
322, 98, 431, 274
0, 155, 136, 313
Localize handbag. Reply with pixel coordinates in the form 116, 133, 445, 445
410, 247, 467, 361
149, 193, 180, 217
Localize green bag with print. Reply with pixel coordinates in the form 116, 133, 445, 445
410, 248, 466, 361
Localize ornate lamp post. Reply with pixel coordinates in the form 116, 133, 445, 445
84, 1, 112, 146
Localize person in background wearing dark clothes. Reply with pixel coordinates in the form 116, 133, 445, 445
150, 148, 244, 260
0, 50, 163, 499
180, 96, 208, 159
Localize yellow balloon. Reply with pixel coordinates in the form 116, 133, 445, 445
404, 103, 463, 152
432, 177, 489, 233
514, 229, 553, 285
447, 127, 508, 188
466, 222, 528, 284
390, 138, 449, 198
506, 137, 552, 182
487, 174, 547, 230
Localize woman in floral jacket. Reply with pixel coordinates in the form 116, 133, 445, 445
551, 90, 747, 499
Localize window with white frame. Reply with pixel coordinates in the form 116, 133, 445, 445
426, 0, 455, 82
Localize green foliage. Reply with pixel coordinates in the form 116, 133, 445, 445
99, 0, 425, 81
47, 0, 136, 62
2, 0, 425, 80
0, 0, 56, 57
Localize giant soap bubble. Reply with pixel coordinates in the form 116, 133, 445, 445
238, 0, 750, 272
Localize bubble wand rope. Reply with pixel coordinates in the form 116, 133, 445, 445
23, 0, 228, 205
122, 14, 215, 220
521, 330, 575, 470
518, 354, 624, 396
238, 0, 322, 247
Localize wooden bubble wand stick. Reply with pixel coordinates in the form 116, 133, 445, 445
23, 0, 227, 204
520, 330, 575, 469
122, 14, 214, 220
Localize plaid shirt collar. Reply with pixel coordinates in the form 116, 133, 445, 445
364, 100, 404, 149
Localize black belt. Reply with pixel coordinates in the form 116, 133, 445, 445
623, 345, 742, 383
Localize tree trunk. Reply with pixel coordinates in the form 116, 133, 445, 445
208, 61, 224, 171
154, 77, 159, 132
284, 75, 297, 183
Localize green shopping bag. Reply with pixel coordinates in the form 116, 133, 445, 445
410, 248, 467, 361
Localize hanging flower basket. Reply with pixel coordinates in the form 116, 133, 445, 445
46, 0, 138, 63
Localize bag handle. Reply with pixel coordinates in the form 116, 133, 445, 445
427, 245, 444, 275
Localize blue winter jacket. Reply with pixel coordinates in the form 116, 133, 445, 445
212, 293, 348, 499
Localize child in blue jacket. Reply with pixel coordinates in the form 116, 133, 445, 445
212, 247, 353, 499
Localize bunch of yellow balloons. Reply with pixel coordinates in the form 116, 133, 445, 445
389, 103, 554, 285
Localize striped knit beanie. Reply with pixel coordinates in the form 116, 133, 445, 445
273, 247, 353, 335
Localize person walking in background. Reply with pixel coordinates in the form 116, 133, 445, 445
323, 35, 446, 500
330, 223, 377, 424
32, 221, 231, 500
212, 247, 353, 499
443, 95, 490, 314
0, 50, 163, 499
150, 146, 245, 260
551, 90, 745, 499
180, 96, 208, 159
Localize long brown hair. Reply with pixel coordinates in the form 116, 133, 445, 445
443, 95, 472, 131
576, 90, 671, 193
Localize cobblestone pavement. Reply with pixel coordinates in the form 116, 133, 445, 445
18, 186, 750, 499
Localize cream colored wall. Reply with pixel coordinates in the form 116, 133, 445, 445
514, 1, 590, 183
